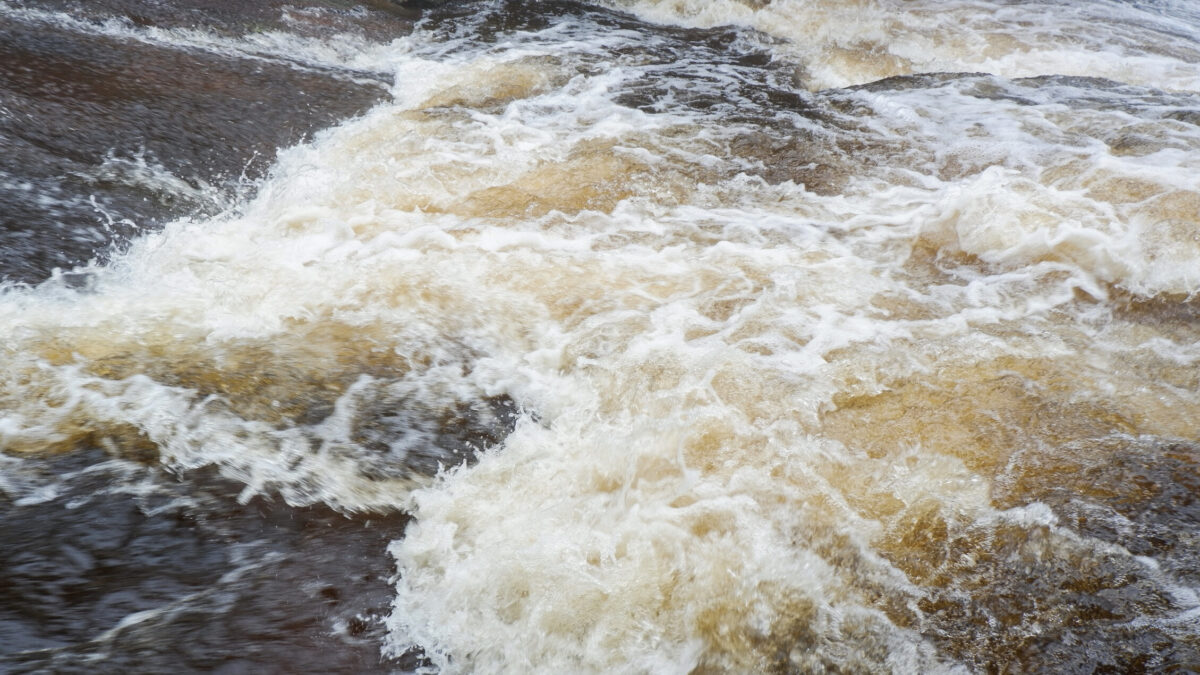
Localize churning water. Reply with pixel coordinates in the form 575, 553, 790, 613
2, 0, 1200, 672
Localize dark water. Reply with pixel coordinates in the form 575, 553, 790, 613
0, 0, 397, 286
1, 450, 417, 673
1, 1, 418, 671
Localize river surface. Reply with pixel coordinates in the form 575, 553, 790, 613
2, 0, 1200, 672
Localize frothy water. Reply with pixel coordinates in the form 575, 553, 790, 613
3, 0, 1200, 671
610, 0, 1200, 91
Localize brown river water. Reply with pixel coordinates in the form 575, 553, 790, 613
2, 0, 1199, 672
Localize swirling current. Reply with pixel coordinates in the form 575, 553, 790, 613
2, 0, 1200, 672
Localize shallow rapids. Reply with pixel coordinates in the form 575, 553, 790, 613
3, 0, 1200, 672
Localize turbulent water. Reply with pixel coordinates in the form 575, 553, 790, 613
2, 0, 1200, 672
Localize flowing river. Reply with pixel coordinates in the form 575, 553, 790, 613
2, 0, 1200, 672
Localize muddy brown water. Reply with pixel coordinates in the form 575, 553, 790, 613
3, 0, 1200, 672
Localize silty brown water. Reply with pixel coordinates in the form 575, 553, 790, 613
2, 0, 1200, 672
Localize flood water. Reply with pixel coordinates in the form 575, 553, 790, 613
2, 0, 1200, 672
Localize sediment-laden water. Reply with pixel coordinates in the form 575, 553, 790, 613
2, 0, 1199, 672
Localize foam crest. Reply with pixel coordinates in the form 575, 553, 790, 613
823, 75, 1200, 296
0, 33, 757, 506
609, 0, 1200, 91
385, 182, 1200, 669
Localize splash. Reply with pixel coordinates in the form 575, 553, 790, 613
3, 0, 1199, 671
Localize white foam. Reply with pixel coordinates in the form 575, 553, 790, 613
607, 0, 1200, 91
